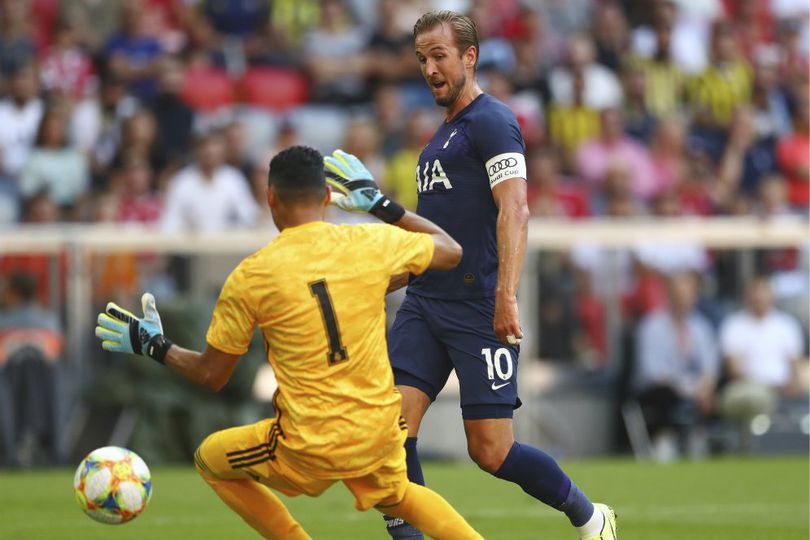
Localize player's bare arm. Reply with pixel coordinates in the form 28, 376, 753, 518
387, 273, 410, 293
163, 343, 239, 392
492, 177, 529, 345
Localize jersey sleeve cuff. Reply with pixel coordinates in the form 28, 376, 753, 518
413, 233, 435, 276
205, 334, 249, 356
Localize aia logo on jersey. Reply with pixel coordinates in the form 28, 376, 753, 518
488, 157, 518, 175
416, 159, 454, 193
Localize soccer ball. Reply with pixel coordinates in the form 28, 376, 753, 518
73, 446, 152, 524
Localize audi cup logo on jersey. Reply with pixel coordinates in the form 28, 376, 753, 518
485, 152, 527, 189
488, 157, 518, 175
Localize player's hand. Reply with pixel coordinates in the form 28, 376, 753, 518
95, 293, 172, 363
324, 149, 404, 223
324, 149, 383, 213
494, 295, 523, 346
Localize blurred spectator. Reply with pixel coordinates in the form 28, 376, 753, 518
89, 74, 139, 178
0, 64, 44, 181
203, 0, 269, 39
113, 110, 166, 179
508, 4, 565, 80
39, 18, 96, 102
592, 2, 629, 73
718, 277, 805, 428
621, 64, 657, 143
716, 107, 778, 205
150, 56, 193, 168
0, 272, 63, 467
635, 272, 719, 461
573, 267, 607, 367
19, 107, 89, 212
628, 15, 687, 119
755, 175, 793, 219
526, 147, 589, 218
468, 0, 517, 74
750, 45, 792, 140
648, 116, 687, 197
385, 109, 435, 212
577, 108, 657, 201
677, 149, 716, 216
596, 163, 645, 218
103, 0, 164, 101
774, 17, 809, 82
536, 0, 594, 35
366, 0, 420, 87
546, 71, 600, 170
689, 21, 752, 130
548, 34, 623, 110
373, 84, 406, 158
268, 0, 321, 50
201, 0, 271, 69
342, 117, 386, 184
727, 0, 774, 62
223, 120, 254, 180
117, 157, 162, 224
303, 0, 369, 104
630, 0, 711, 75
483, 69, 543, 145
775, 97, 809, 211
161, 131, 259, 232
60, 0, 125, 53
0, 0, 36, 76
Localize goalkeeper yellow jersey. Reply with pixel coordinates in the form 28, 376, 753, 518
206, 220, 434, 479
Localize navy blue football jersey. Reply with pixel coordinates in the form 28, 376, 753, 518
407, 93, 526, 300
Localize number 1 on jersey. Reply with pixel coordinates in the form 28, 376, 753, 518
309, 279, 348, 365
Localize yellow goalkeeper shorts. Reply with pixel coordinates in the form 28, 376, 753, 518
194, 418, 409, 511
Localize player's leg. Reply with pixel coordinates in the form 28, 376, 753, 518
345, 443, 482, 540
194, 420, 311, 540
448, 298, 616, 539
380, 483, 483, 540
386, 294, 454, 539
463, 417, 613, 539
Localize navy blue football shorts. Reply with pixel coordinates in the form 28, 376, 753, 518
388, 293, 522, 420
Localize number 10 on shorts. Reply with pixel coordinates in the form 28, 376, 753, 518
481, 348, 513, 381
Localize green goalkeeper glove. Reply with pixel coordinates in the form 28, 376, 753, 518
324, 149, 405, 223
94, 293, 173, 364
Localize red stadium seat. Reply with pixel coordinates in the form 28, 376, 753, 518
181, 67, 236, 112
240, 67, 309, 111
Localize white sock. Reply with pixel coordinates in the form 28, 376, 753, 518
575, 505, 604, 538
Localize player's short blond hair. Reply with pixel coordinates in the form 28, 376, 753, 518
413, 10, 479, 70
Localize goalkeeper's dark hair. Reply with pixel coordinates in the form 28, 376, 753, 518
268, 145, 326, 203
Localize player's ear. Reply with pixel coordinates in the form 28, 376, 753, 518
464, 45, 477, 71
322, 186, 331, 207
267, 185, 276, 208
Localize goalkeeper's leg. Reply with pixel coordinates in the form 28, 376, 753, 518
197, 471, 310, 540
194, 424, 310, 540
377, 483, 483, 540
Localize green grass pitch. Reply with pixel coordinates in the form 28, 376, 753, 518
1, 457, 807, 539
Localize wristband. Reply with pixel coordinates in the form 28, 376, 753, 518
146, 335, 174, 365
369, 197, 406, 224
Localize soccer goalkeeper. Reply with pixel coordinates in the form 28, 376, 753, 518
94, 146, 482, 540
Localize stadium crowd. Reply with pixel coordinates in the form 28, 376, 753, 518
0, 0, 808, 465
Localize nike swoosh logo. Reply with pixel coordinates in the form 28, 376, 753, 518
491, 382, 511, 390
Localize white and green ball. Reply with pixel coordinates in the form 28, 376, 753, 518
73, 446, 152, 524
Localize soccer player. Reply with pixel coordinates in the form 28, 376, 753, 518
378, 10, 618, 540
94, 146, 483, 540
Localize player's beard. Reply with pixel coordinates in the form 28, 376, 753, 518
433, 71, 466, 108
